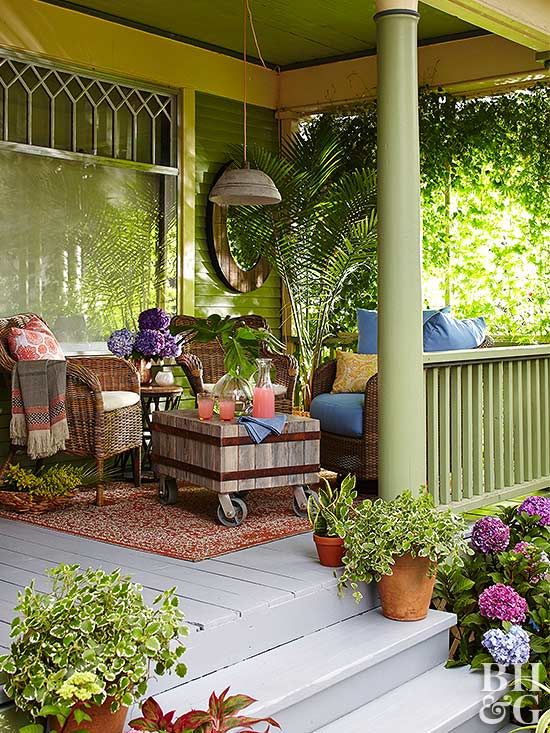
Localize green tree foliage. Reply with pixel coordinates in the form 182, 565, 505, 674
315, 84, 549, 341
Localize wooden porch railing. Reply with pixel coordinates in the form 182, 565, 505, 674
424, 345, 550, 510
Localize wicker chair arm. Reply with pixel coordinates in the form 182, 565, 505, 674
311, 360, 337, 400
266, 351, 298, 391
0, 341, 16, 379
363, 372, 378, 436
66, 359, 102, 394
175, 353, 205, 396
68, 356, 140, 394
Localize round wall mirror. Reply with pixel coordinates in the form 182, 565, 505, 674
206, 163, 271, 293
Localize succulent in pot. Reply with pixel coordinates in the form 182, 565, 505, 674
338, 490, 469, 621
0, 564, 188, 733
307, 474, 357, 567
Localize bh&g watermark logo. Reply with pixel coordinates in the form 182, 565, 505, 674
479, 663, 545, 725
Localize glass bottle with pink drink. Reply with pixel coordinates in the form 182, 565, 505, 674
252, 358, 275, 419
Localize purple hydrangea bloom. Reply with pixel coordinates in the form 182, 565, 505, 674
107, 328, 135, 358
479, 584, 528, 624
517, 496, 550, 527
160, 332, 181, 359
138, 307, 171, 332
134, 329, 165, 359
471, 516, 510, 553
482, 625, 530, 666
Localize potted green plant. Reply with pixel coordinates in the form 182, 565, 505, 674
0, 564, 188, 733
0, 463, 99, 514
338, 490, 469, 621
307, 474, 357, 567
171, 314, 284, 409
129, 689, 280, 733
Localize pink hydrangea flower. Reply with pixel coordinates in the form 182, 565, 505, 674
471, 516, 510, 553
478, 583, 528, 623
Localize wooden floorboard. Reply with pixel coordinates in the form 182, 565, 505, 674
0, 516, 358, 701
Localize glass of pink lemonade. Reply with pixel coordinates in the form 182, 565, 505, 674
218, 395, 236, 421
197, 392, 214, 420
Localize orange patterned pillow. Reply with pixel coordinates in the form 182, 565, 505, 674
8, 316, 65, 361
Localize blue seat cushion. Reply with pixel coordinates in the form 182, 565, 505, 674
423, 312, 487, 352
310, 393, 364, 438
357, 306, 451, 354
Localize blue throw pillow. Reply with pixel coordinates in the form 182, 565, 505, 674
423, 312, 487, 352
357, 306, 451, 354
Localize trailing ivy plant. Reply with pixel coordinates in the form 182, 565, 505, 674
311, 84, 550, 342
0, 564, 188, 725
338, 490, 469, 602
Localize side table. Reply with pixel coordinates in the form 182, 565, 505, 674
141, 384, 184, 470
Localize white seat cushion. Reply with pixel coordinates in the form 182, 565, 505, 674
101, 390, 140, 412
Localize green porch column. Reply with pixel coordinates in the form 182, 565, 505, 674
375, 0, 426, 500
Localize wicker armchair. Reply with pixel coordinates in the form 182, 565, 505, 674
310, 336, 494, 483
172, 314, 298, 413
0, 314, 142, 506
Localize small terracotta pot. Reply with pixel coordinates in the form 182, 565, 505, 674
49, 699, 127, 733
377, 553, 436, 621
313, 534, 345, 567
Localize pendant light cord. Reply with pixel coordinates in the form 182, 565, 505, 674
243, 0, 268, 167
243, 0, 248, 164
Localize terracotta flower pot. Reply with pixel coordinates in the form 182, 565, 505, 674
377, 553, 436, 621
49, 699, 127, 733
133, 358, 153, 385
313, 534, 345, 567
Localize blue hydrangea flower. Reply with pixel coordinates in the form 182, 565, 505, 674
107, 328, 135, 358
481, 625, 530, 666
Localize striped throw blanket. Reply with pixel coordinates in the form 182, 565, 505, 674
10, 360, 69, 459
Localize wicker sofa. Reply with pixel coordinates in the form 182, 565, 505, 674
310, 336, 493, 483
0, 313, 142, 505
172, 314, 298, 413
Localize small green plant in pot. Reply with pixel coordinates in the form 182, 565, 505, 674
0, 564, 188, 733
338, 490, 469, 621
307, 475, 357, 567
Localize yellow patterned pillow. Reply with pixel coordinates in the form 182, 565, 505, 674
331, 351, 378, 394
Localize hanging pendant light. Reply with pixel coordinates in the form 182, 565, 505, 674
209, 0, 281, 207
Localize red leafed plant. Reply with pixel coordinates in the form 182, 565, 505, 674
129, 688, 281, 733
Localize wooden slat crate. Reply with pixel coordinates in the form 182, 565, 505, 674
151, 410, 320, 495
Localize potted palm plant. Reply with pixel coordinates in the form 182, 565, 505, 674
307, 474, 357, 567
338, 491, 469, 621
225, 117, 377, 408
0, 564, 188, 733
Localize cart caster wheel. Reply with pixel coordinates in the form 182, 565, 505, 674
217, 497, 248, 527
159, 477, 178, 505
293, 485, 317, 518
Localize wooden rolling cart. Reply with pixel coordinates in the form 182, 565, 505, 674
151, 410, 320, 526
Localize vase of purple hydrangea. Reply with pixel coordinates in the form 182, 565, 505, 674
107, 308, 181, 385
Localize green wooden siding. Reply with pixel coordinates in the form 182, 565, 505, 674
195, 92, 281, 333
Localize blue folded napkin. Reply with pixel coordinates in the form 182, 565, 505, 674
237, 414, 287, 444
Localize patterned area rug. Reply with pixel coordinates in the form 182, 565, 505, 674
0, 482, 311, 561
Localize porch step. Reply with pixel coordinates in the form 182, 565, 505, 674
317, 665, 509, 733
154, 607, 456, 733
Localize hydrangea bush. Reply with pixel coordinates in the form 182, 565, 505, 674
434, 496, 550, 711
107, 308, 181, 361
